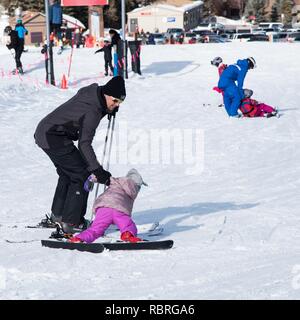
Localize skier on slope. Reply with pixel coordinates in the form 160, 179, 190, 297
109, 29, 124, 77
94, 39, 114, 76
69, 169, 148, 243
217, 57, 256, 117
34, 76, 126, 234
15, 19, 28, 54
3, 25, 24, 74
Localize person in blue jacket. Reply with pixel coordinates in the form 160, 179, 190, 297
218, 57, 256, 117
15, 19, 28, 50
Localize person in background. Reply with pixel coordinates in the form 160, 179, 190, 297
34, 76, 126, 234
217, 57, 256, 117
15, 19, 28, 53
4, 25, 24, 74
95, 40, 114, 76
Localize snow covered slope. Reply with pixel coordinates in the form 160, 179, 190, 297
0, 42, 300, 299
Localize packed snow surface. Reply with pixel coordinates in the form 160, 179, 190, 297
0, 42, 300, 299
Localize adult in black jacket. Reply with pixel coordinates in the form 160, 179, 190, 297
34, 76, 126, 233
95, 40, 114, 76
4, 25, 24, 74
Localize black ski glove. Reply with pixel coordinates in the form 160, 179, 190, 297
93, 166, 111, 186
108, 107, 119, 120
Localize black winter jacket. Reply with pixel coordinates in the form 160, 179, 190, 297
95, 45, 112, 61
34, 84, 108, 172
7, 30, 20, 50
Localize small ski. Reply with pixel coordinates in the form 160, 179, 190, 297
102, 240, 173, 251
41, 239, 174, 253
41, 240, 104, 253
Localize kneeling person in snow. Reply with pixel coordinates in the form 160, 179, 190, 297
218, 57, 256, 117
239, 89, 278, 118
69, 169, 147, 243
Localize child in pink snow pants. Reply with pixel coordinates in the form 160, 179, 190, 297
70, 169, 148, 243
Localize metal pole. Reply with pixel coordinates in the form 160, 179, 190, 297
44, 0, 51, 84
121, 0, 128, 79
45, 0, 55, 85
93, 116, 112, 202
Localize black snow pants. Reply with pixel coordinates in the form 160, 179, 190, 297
15, 45, 23, 68
104, 59, 114, 75
43, 144, 90, 225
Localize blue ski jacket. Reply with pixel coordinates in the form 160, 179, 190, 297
15, 24, 28, 39
218, 59, 249, 98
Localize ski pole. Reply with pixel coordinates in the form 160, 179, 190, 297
67, 38, 74, 78
103, 113, 116, 192
105, 113, 116, 172
89, 113, 116, 223
93, 115, 112, 202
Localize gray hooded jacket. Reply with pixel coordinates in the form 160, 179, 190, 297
34, 84, 107, 172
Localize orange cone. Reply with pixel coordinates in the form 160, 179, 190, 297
61, 74, 68, 89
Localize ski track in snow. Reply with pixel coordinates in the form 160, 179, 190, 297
0, 43, 300, 299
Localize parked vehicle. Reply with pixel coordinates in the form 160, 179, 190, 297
194, 23, 224, 33
192, 29, 214, 42
184, 32, 197, 44
259, 22, 284, 30
286, 32, 300, 42
201, 34, 230, 43
272, 32, 289, 42
248, 34, 270, 42
150, 33, 165, 45
231, 33, 254, 42
165, 28, 184, 42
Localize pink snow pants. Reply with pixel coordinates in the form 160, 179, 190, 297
255, 103, 276, 117
77, 207, 137, 243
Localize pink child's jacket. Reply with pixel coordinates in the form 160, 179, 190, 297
92, 177, 140, 216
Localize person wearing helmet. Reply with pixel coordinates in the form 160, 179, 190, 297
211, 56, 227, 76
217, 57, 256, 117
211, 57, 228, 107
4, 25, 24, 74
239, 88, 278, 118
15, 19, 28, 53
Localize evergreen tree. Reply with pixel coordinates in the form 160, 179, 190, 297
280, 0, 294, 24
244, 0, 267, 23
202, 0, 218, 20
270, 3, 279, 22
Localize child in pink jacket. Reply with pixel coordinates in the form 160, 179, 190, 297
240, 89, 278, 118
70, 169, 148, 243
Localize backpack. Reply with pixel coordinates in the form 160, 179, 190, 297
239, 98, 258, 117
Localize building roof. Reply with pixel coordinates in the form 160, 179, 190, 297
20, 11, 85, 29
129, 0, 202, 14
